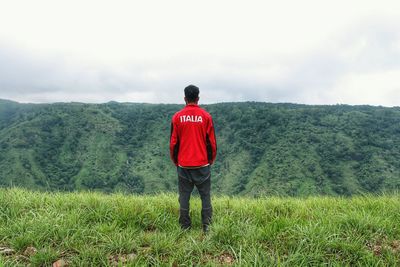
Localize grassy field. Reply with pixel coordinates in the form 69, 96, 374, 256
0, 188, 400, 266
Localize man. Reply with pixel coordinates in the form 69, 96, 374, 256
169, 85, 217, 233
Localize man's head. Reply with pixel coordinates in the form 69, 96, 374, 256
184, 85, 199, 104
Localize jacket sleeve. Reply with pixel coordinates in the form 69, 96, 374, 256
169, 118, 179, 166
206, 117, 217, 164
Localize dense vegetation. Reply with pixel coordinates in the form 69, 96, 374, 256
1, 188, 399, 266
1, 99, 400, 196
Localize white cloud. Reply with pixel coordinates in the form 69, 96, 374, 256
0, 0, 400, 105
330, 70, 400, 106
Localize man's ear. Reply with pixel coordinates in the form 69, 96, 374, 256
184, 97, 187, 104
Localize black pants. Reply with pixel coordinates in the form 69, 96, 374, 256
177, 165, 212, 229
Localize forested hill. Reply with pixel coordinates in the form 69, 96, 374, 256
1, 99, 400, 196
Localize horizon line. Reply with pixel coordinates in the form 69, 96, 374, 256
1, 97, 399, 108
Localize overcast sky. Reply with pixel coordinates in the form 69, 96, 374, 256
0, 0, 400, 106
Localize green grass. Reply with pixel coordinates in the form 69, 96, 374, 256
0, 188, 399, 266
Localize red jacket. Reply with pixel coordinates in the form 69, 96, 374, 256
170, 103, 217, 167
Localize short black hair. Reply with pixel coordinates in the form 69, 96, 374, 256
184, 85, 199, 102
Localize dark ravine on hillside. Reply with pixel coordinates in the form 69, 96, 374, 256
1, 98, 400, 196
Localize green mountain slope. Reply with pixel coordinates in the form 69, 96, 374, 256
1, 99, 400, 196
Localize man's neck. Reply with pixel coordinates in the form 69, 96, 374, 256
186, 102, 198, 106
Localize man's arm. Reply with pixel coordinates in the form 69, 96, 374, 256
169, 118, 179, 166
206, 117, 217, 164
